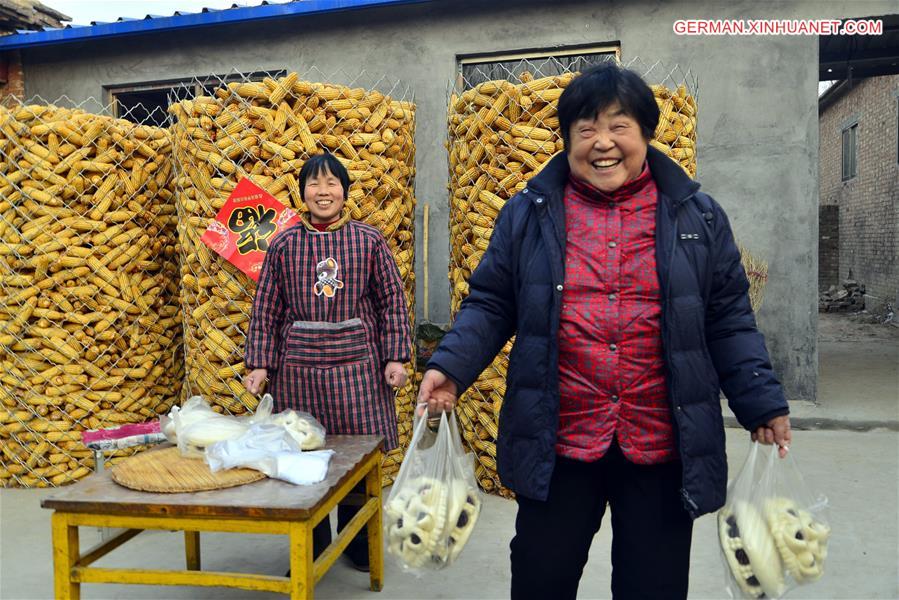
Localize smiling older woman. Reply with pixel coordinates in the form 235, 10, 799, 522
419, 63, 791, 599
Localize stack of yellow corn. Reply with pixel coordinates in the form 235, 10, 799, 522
649, 84, 697, 177
169, 73, 417, 484
0, 104, 182, 487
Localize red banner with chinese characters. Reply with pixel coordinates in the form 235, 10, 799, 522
201, 178, 302, 282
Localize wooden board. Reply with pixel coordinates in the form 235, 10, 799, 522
111, 446, 265, 493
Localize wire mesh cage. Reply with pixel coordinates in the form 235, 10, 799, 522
0, 97, 183, 487
168, 68, 418, 485
446, 56, 699, 496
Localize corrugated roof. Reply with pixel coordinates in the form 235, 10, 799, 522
0, 0, 432, 49
0, 0, 69, 33
819, 15, 899, 80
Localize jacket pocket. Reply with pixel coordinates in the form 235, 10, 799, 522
284, 318, 368, 369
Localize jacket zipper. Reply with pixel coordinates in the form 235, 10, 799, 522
665, 196, 700, 517
531, 188, 563, 441
665, 205, 681, 416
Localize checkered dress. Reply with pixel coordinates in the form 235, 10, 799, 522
245, 217, 411, 450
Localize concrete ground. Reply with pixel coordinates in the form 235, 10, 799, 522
723, 313, 899, 430
1, 314, 897, 600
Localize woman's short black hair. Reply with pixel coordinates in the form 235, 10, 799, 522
558, 62, 660, 148
298, 151, 350, 202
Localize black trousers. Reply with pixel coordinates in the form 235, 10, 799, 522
510, 442, 693, 600
312, 482, 368, 561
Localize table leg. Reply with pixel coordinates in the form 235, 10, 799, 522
366, 453, 384, 592
289, 521, 313, 600
51, 512, 81, 600
184, 531, 201, 570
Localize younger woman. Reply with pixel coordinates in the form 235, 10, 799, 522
245, 151, 411, 570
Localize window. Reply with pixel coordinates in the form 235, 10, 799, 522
841, 123, 857, 181
458, 45, 620, 90
111, 84, 193, 127
108, 71, 286, 126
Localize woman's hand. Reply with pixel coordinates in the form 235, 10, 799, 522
417, 369, 458, 416
244, 368, 268, 395
751, 414, 792, 458
384, 361, 407, 388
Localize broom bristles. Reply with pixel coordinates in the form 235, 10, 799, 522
739, 245, 769, 311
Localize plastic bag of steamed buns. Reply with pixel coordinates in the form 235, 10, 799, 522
718, 442, 831, 599
162, 394, 325, 458
384, 411, 482, 571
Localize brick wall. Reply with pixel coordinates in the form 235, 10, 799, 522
0, 50, 25, 103
819, 75, 899, 308
818, 204, 839, 290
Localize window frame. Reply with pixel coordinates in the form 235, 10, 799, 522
841, 121, 858, 182
108, 82, 192, 127
456, 44, 621, 90
105, 70, 287, 124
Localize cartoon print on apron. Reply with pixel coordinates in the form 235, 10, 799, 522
314, 256, 344, 297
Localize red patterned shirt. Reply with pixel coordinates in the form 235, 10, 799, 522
555, 165, 678, 464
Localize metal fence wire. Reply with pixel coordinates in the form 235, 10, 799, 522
0, 97, 183, 487
168, 68, 418, 485
445, 57, 699, 496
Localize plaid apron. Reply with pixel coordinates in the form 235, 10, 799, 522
246, 218, 410, 450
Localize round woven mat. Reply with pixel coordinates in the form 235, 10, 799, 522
112, 446, 265, 493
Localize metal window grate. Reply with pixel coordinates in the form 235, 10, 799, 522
108, 71, 287, 126
459, 47, 619, 90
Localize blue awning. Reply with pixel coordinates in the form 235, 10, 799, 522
0, 0, 433, 50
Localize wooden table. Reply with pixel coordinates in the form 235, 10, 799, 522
41, 435, 384, 600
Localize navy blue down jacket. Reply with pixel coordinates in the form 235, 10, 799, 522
428, 146, 788, 518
